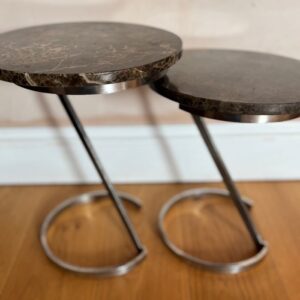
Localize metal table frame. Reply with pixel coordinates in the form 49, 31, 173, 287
157, 105, 300, 273
22, 81, 150, 277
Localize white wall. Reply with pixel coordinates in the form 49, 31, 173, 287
1, 1, 300, 183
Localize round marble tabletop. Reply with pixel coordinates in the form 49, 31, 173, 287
0, 22, 182, 94
152, 49, 300, 122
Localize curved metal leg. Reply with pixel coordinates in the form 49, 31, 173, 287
41, 191, 147, 276
40, 95, 147, 276
158, 188, 268, 274
158, 115, 268, 274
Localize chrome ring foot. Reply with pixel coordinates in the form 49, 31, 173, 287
40, 190, 147, 276
158, 188, 268, 274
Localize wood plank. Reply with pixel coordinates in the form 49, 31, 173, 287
0, 182, 299, 300
0, 187, 43, 293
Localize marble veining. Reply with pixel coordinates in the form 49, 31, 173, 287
152, 49, 300, 116
0, 22, 182, 89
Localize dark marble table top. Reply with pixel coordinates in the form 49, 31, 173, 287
152, 49, 300, 121
0, 22, 182, 93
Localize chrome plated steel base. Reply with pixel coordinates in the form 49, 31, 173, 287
40, 190, 147, 276
158, 188, 268, 273
158, 115, 268, 274
40, 95, 147, 276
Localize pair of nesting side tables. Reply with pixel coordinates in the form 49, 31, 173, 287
0, 22, 299, 276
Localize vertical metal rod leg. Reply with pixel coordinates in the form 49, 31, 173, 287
58, 94, 144, 252
192, 114, 265, 249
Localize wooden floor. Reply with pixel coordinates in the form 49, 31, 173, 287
0, 182, 299, 300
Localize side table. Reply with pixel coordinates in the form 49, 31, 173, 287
0, 22, 182, 276
152, 49, 300, 273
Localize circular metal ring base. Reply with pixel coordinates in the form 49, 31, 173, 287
158, 188, 268, 274
40, 190, 147, 276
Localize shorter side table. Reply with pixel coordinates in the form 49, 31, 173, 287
152, 49, 300, 273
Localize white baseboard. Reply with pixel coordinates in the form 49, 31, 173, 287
0, 122, 300, 185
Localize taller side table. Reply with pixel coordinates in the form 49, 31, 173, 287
0, 22, 182, 276
152, 49, 300, 273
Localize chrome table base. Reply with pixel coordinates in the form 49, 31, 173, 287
40, 190, 147, 276
158, 188, 268, 274
40, 95, 147, 276
158, 115, 268, 274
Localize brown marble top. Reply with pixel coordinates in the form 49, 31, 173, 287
0, 22, 182, 91
152, 49, 300, 117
